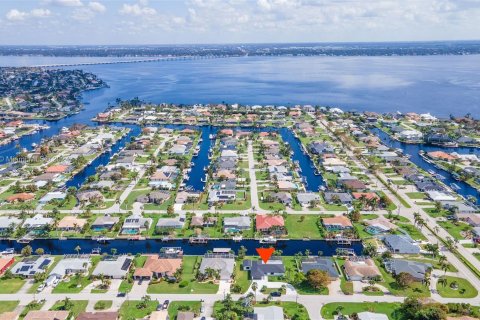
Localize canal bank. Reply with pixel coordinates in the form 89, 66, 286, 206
372, 127, 480, 204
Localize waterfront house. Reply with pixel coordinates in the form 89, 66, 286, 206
91, 215, 119, 231
133, 255, 182, 281
0, 216, 21, 235
92, 255, 132, 279
343, 258, 381, 281
50, 256, 91, 279
24, 311, 69, 320
383, 235, 420, 254
296, 192, 321, 207
76, 312, 119, 320
365, 217, 397, 234
427, 151, 457, 161
384, 259, 431, 282
426, 190, 456, 202
22, 214, 53, 231
323, 192, 353, 204
253, 306, 284, 320
223, 216, 251, 233
322, 216, 353, 231
190, 216, 217, 228
121, 214, 152, 235
243, 259, 285, 280
0, 256, 15, 275
155, 217, 184, 232
277, 180, 298, 191
168, 144, 187, 155
13, 256, 53, 278
442, 201, 478, 215
255, 214, 285, 235
301, 257, 339, 279
199, 255, 235, 280
461, 214, 480, 227
57, 215, 87, 231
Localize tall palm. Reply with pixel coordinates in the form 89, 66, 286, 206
251, 282, 258, 304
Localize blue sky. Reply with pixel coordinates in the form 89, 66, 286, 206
0, 0, 479, 45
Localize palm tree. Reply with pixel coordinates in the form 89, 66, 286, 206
423, 273, 431, 288
438, 276, 447, 288
251, 282, 258, 304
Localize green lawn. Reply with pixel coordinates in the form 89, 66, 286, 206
119, 300, 157, 320
28, 256, 62, 293
94, 300, 113, 310
168, 301, 201, 319
392, 222, 427, 241
321, 302, 402, 319
50, 300, 88, 318
375, 260, 430, 297
0, 301, 19, 313
269, 256, 328, 295
438, 220, 472, 240
0, 277, 26, 294
147, 256, 218, 294
406, 192, 426, 199
256, 302, 309, 320
436, 276, 478, 298
233, 262, 251, 294
285, 215, 323, 239
53, 256, 101, 293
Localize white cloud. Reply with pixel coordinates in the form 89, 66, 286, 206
30, 8, 52, 18
47, 0, 84, 7
6, 9, 28, 21
120, 3, 157, 16
72, 1, 106, 21
6, 8, 51, 21
88, 1, 106, 13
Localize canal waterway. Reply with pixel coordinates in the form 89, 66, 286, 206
0, 238, 362, 256
372, 127, 480, 204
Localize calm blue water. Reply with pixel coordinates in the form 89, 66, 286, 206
0, 238, 362, 256
2, 54, 480, 117
373, 128, 480, 203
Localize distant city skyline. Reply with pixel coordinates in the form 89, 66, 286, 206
0, 0, 479, 45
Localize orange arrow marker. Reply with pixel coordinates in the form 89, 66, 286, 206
256, 247, 275, 264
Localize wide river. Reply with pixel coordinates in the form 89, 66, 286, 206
2, 54, 480, 117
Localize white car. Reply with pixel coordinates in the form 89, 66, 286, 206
37, 284, 45, 292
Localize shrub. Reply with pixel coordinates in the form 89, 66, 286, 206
179, 280, 189, 288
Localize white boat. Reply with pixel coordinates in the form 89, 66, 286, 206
31, 143, 38, 148
233, 235, 243, 242
91, 247, 101, 254
450, 183, 461, 191
96, 236, 113, 243
259, 236, 277, 244
0, 248, 14, 255
17, 236, 33, 244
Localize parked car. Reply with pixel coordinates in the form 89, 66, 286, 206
36, 283, 45, 292
270, 291, 281, 297
162, 300, 170, 310
117, 292, 126, 297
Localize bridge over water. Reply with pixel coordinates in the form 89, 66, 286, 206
36, 54, 240, 68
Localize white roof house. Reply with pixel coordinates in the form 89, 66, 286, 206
23, 214, 53, 229
39, 191, 67, 204
254, 306, 284, 320
426, 190, 457, 202
50, 256, 91, 278
357, 312, 389, 320
92, 255, 132, 279
398, 130, 423, 140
